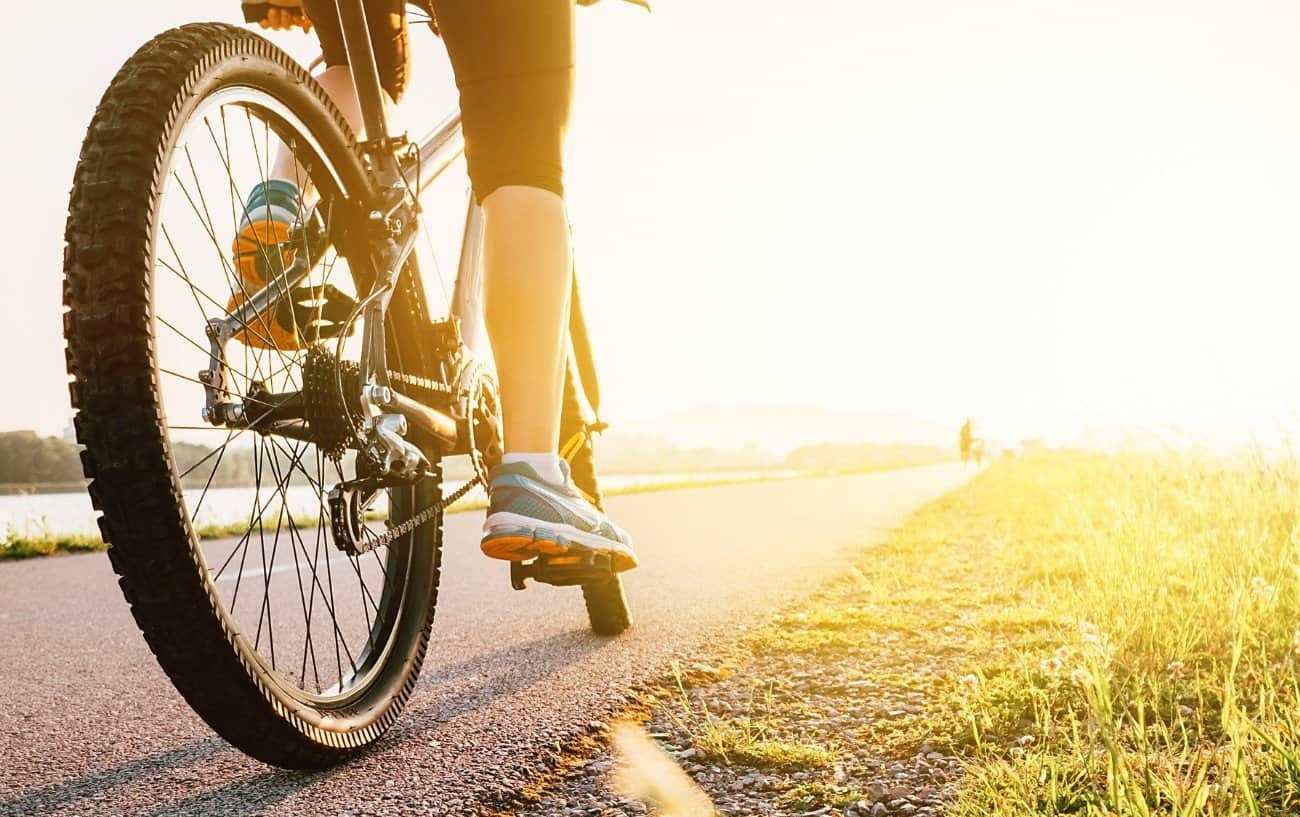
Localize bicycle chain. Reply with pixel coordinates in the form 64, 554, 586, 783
322, 357, 479, 554
386, 367, 454, 399
338, 472, 479, 555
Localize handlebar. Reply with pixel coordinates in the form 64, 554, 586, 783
241, 3, 299, 24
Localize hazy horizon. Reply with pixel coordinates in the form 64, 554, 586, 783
5, 397, 1296, 459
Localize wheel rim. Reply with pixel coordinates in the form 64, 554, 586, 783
150, 84, 418, 705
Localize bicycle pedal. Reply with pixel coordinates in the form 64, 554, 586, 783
509, 551, 617, 590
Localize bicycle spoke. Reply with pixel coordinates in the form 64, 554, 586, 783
188, 424, 236, 524
214, 474, 359, 683
156, 242, 278, 351
259, 436, 391, 629
172, 397, 284, 483
251, 435, 273, 659
261, 434, 362, 676
299, 446, 330, 692
202, 110, 307, 386
156, 312, 261, 385
169, 169, 303, 386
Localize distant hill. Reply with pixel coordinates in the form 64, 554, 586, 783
613, 403, 954, 455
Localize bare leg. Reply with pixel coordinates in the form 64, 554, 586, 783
481, 185, 572, 457
269, 65, 390, 185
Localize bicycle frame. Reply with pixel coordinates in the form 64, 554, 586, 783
332, 0, 491, 361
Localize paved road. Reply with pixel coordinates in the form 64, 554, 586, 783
0, 465, 970, 817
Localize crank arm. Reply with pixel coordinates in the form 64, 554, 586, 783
200, 217, 330, 426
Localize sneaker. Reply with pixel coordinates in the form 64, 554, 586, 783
228, 179, 302, 350
481, 461, 638, 572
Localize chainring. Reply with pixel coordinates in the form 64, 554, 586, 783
462, 365, 504, 486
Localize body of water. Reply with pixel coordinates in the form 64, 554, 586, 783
0, 471, 783, 538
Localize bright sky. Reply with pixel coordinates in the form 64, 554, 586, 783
5, 1, 1300, 445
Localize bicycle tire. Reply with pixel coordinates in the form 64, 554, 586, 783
63, 23, 442, 768
560, 358, 633, 636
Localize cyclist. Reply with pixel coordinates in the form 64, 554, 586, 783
238, 0, 638, 572
959, 417, 974, 465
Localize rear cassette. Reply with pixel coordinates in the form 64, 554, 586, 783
302, 345, 363, 458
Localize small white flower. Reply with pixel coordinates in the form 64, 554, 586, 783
1166, 660, 1187, 681
1040, 656, 1063, 677
1250, 576, 1274, 599
957, 674, 980, 694
1070, 667, 1094, 688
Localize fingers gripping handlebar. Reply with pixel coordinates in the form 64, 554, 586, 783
241, 3, 302, 24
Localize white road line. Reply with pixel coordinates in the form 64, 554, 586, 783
211, 554, 374, 584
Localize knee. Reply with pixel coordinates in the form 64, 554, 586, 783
481, 185, 566, 221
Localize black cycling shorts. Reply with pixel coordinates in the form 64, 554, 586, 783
301, 0, 574, 202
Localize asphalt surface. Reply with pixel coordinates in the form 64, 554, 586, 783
0, 465, 970, 817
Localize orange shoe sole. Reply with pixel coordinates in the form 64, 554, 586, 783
481, 529, 638, 572
227, 220, 300, 350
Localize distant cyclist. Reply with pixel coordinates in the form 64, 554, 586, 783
240, 0, 638, 570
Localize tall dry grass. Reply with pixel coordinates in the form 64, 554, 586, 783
946, 452, 1300, 815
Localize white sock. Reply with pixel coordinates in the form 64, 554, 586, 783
501, 452, 566, 485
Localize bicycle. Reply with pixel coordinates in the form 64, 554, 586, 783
61, 1, 631, 769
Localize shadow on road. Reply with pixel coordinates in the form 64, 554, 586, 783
0, 739, 229, 816
2, 629, 614, 817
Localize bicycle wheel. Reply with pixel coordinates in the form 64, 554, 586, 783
64, 23, 441, 768
559, 359, 633, 636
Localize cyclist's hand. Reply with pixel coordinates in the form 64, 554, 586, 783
244, 2, 312, 33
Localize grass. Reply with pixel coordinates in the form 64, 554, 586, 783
744, 627, 860, 655
0, 525, 103, 559
664, 661, 838, 772
937, 452, 1300, 816
0, 459, 947, 560
691, 718, 836, 770
743, 450, 1300, 816
779, 782, 865, 811
611, 723, 717, 817
946, 450, 1300, 811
